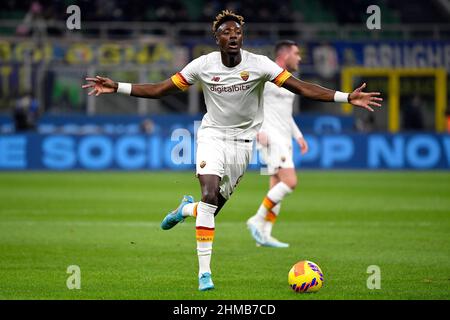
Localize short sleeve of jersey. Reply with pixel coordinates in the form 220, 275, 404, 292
259, 56, 292, 87
171, 55, 205, 91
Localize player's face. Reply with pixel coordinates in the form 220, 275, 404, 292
285, 45, 301, 72
215, 21, 243, 55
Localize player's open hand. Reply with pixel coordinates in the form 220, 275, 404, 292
82, 76, 118, 96
348, 83, 382, 112
297, 137, 308, 155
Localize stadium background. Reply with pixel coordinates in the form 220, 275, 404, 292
1, 0, 449, 170
0, 0, 449, 300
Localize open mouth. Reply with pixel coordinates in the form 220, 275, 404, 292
228, 42, 239, 49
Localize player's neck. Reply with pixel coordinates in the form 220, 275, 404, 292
221, 51, 242, 68
275, 57, 287, 70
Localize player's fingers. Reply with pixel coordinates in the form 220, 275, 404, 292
364, 105, 374, 112
96, 75, 106, 82
85, 77, 100, 82
371, 97, 383, 101
95, 90, 102, 96
82, 84, 95, 89
368, 92, 381, 96
89, 89, 99, 96
356, 82, 366, 92
369, 101, 382, 107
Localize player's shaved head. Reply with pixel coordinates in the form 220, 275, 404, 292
275, 40, 298, 57
274, 40, 301, 72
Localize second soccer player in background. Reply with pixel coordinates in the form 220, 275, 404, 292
247, 40, 309, 248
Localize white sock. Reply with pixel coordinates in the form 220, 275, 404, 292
272, 203, 281, 216
196, 201, 217, 277
264, 203, 281, 237
267, 182, 293, 203
255, 205, 267, 221
256, 182, 292, 219
197, 242, 212, 276
182, 202, 197, 217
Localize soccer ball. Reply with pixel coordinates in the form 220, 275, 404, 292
288, 260, 324, 293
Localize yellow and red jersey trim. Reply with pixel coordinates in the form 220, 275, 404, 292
171, 72, 191, 91
272, 70, 292, 87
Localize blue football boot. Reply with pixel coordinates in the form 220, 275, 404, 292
246, 216, 265, 245
259, 236, 289, 248
198, 272, 214, 291
160, 195, 194, 230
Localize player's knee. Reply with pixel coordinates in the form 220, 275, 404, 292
284, 177, 297, 190
201, 189, 220, 206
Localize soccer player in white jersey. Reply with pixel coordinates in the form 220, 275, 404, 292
247, 40, 307, 248
82, 10, 382, 291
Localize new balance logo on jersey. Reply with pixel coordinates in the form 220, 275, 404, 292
211, 76, 220, 82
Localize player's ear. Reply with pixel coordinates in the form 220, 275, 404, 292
214, 33, 219, 45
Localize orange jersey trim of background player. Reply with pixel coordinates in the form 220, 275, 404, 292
171, 72, 191, 91
272, 70, 292, 87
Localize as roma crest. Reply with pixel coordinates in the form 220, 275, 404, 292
240, 71, 249, 81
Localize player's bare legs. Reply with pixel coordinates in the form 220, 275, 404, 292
262, 168, 297, 245
247, 168, 295, 247
273, 168, 297, 190
194, 174, 227, 290
160, 174, 226, 290
198, 174, 227, 213
247, 131, 297, 247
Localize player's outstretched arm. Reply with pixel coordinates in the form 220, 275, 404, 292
282, 76, 382, 112
82, 76, 181, 98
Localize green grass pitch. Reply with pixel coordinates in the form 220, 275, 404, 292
0, 171, 449, 300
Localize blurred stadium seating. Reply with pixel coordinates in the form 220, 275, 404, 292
1, 0, 448, 25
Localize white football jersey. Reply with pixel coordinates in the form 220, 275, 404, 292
260, 81, 303, 146
171, 50, 291, 139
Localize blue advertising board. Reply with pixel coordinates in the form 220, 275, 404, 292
1, 133, 449, 170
